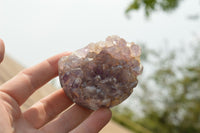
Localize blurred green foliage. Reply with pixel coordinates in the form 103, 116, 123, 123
126, 0, 182, 16
112, 39, 200, 133
114, 1, 200, 132
112, 107, 153, 133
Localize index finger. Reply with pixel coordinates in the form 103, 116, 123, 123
0, 52, 71, 105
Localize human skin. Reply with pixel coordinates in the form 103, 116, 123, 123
0, 39, 112, 133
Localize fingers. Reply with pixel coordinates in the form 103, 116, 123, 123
23, 89, 73, 128
40, 104, 93, 133
70, 108, 112, 133
0, 38, 5, 63
0, 52, 71, 105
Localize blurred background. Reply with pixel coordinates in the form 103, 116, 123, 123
0, 0, 200, 132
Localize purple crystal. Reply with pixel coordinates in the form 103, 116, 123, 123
58, 35, 143, 110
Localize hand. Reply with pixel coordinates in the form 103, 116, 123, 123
0, 39, 112, 133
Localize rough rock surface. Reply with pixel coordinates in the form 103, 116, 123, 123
58, 35, 143, 110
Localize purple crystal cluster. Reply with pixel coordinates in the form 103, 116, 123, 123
58, 35, 143, 110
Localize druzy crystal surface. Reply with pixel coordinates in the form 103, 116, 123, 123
58, 35, 143, 110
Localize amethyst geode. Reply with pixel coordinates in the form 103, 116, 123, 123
58, 35, 143, 110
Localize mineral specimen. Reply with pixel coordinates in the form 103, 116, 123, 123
58, 35, 143, 110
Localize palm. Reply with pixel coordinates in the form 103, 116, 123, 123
0, 91, 110, 133
0, 40, 111, 133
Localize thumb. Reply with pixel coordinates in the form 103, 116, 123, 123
0, 39, 5, 63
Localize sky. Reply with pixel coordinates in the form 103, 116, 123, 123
0, 0, 199, 67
